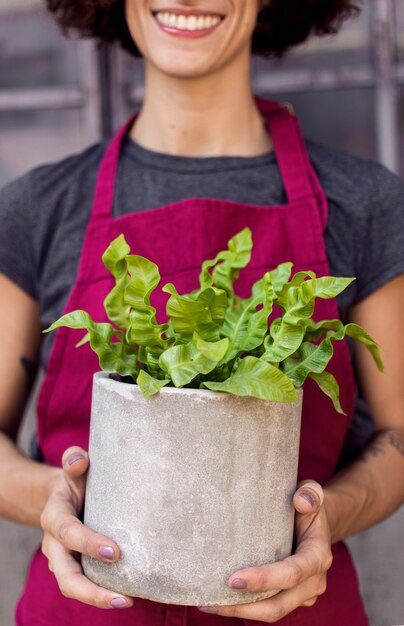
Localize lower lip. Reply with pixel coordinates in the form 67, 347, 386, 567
153, 16, 223, 38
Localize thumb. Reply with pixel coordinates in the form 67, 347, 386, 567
61, 446, 89, 479
293, 480, 324, 515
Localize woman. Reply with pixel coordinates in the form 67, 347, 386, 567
0, 0, 403, 624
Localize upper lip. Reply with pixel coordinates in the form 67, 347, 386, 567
152, 7, 225, 17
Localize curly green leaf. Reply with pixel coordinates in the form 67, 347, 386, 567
102, 234, 132, 330
198, 227, 252, 297
202, 356, 298, 402
159, 334, 229, 387
309, 371, 346, 415
43, 310, 136, 377
137, 370, 170, 398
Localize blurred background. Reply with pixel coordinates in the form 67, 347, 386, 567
0, 0, 403, 624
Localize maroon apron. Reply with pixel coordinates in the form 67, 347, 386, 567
15, 98, 368, 626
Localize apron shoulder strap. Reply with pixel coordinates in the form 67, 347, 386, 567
91, 112, 138, 222
257, 97, 328, 229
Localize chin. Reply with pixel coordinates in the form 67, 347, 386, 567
150, 51, 218, 79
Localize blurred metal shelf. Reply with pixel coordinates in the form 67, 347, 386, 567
0, 87, 85, 111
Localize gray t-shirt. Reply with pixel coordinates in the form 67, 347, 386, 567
1, 135, 403, 460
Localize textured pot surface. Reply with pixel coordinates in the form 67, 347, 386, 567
82, 372, 303, 606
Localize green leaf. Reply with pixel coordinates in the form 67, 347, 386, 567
282, 318, 383, 386
163, 284, 226, 342
196, 287, 228, 324
137, 369, 170, 398
344, 323, 384, 372
194, 334, 229, 361
252, 262, 293, 299
198, 227, 252, 298
125, 254, 160, 311
308, 371, 346, 415
276, 270, 316, 309
126, 310, 168, 347
313, 276, 356, 298
102, 233, 131, 276
263, 276, 356, 363
269, 262, 294, 294
43, 310, 136, 377
102, 234, 131, 329
303, 318, 344, 341
222, 273, 274, 362
124, 255, 168, 347
137, 345, 165, 375
277, 275, 354, 312
158, 334, 229, 387
262, 318, 308, 363
282, 340, 336, 387
304, 319, 384, 372
202, 356, 298, 402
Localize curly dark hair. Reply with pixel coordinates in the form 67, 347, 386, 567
46, 0, 360, 58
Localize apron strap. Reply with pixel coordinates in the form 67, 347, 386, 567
91, 112, 138, 222
257, 97, 328, 229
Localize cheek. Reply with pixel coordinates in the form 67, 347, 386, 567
233, 1, 260, 42
124, 0, 148, 53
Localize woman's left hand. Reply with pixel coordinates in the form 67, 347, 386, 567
198, 480, 333, 623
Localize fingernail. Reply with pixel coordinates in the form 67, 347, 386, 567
300, 491, 315, 508
67, 453, 86, 466
99, 546, 115, 560
229, 577, 247, 589
111, 597, 129, 608
198, 607, 218, 613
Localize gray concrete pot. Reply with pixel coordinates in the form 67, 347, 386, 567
82, 371, 303, 606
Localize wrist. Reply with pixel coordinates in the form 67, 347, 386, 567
37, 464, 63, 517
323, 476, 371, 544
14, 459, 62, 528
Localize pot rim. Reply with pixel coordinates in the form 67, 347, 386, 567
94, 371, 304, 404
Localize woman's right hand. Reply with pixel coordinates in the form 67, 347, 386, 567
40, 446, 134, 610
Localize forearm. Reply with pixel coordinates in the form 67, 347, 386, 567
324, 428, 404, 544
0, 431, 61, 528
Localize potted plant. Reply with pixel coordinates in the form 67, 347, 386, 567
45, 227, 383, 607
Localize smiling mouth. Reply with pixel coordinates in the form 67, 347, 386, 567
152, 9, 225, 37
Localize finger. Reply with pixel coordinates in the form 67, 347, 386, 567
227, 546, 325, 593
227, 520, 332, 595
301, 595, 318, 607
293, 481, 324, 515
62, 446, 89, 479
46, 535, 133, 610
41, 534, 51, 566
200, 574, 326, 622
44, 510, 121, 563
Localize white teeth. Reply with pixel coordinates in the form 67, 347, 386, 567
177, 14, 186, 29
155, 11, 222, 31
187, 16, 197, 30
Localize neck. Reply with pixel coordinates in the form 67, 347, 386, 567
130, 52, 273, 157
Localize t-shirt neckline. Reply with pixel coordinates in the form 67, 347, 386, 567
123, 135, 277, 174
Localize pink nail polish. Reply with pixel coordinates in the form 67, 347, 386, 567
99, 546, 115, 560
300, 491, 315, 507
230, 577, 247, 589
111, 597, 129, 608
67, 453, 86, 465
